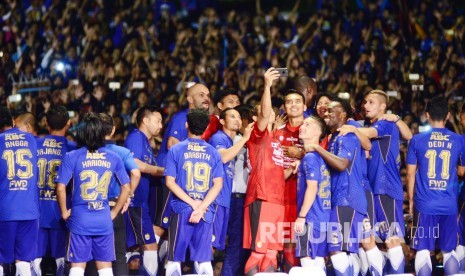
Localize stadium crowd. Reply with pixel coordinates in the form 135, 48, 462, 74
1, 0, 465, 275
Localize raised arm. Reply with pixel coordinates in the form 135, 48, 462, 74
257, 68, 280, 131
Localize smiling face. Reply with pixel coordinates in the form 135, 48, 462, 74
299, 117, 322, 141
221, 109, 242, 132
316, 96, 331, 118
284, 93, 306, 118
324, 102, 344, 131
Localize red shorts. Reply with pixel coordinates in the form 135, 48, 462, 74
283, 204, 297, 243
243, 200, 284, 253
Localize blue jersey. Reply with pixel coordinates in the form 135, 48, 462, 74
367, 120, 403, 200
297, 152, 331, 231
407, 128, 465, 215
328, 132, 367, 214
56, 147, 130, 235
156, 109, 189, 167
164, 138, 223, 223
124, 129, 156, 208
209, 130, 234, 209
105, 141, 138, 199
347, 119, 371, 192
0, 128, 39, 221
459, 134, 465, 201
36, 135, 76, 228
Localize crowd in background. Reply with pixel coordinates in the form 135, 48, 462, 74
1, 0, 465, 140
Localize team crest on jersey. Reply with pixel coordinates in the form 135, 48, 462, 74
256, 241, 262, 248
163, 217, 169, 224
279, 136, 284, 141
212, 235, 216, 242
145, 233, 150, 240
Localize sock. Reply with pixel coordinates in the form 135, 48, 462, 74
31, 258, 41, 276
415, 250, 432, 276
245, 252, 264, 276
300, 257, 315, 267
282, 247, 299, 272
387, 246, 405, 273
55, 258, 65, 276
140, 250, 158, 276
194, 261, 213, 275
165, 261, 181, 276
331, 252, 352, 276
0, 263, 3, 276
315, 257, 326, 272
97, 268, 113, 276
69, 267, 84, 276
443, 250, 460, 275
15, 262, 31, 276
382, 250, 390, 274
358, 247, 369, 276
158, 238, 168, 261
456, 245, 465, 272
365, 246, 383, 276
350, 253, 360, 276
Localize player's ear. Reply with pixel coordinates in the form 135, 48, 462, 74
217, 102, 223, 111
185, 121, 188, 129
111, 126, 116, 137
220, 118, 225, 126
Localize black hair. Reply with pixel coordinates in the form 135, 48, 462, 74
309, 115, 327, 142
98, 113, 114, 136
46, 105, 69, 131
215, 88, 241, 106
333, 98, 354, 119
314, 92, 336, 109
426, 96, 449, 122
0, 106, 13, 130
136, 106, 161, 127
235, 104, 255, 123
187, 108, 210, 136
219, 107, 237, 120
76, 113, 105, 152
284, 89, 306, 103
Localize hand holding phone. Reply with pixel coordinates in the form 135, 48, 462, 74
274, 68, 288, 77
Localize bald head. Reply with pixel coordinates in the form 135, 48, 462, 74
187, 83, 211, 110
294, 76, 317, 107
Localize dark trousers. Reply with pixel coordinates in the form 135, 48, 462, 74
85, 206, 128, 276
221, 195, 250, 276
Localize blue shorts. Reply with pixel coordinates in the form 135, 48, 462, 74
38, 227, 66, 258
411, 208, 457, 252
66, 232, 115, 263
168, 212, 213, 262
150, 178, 172, 229
374, 194, 405, 241
328, 206, 370, 254
296, 226, 328, 259
0, 219, 39, 263
212, 205, 230, 250
125, 207, 156, 248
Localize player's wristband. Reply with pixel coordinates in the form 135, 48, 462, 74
129, 194, 135, 198
395, 115, 401, 123
298, 216, 306, 219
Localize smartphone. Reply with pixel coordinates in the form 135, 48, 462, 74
8, 94, 22, 103
68, 111, 76, 118
132, 82, 145, 89
274, 68, 288, 77
109, 82, 121, 90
